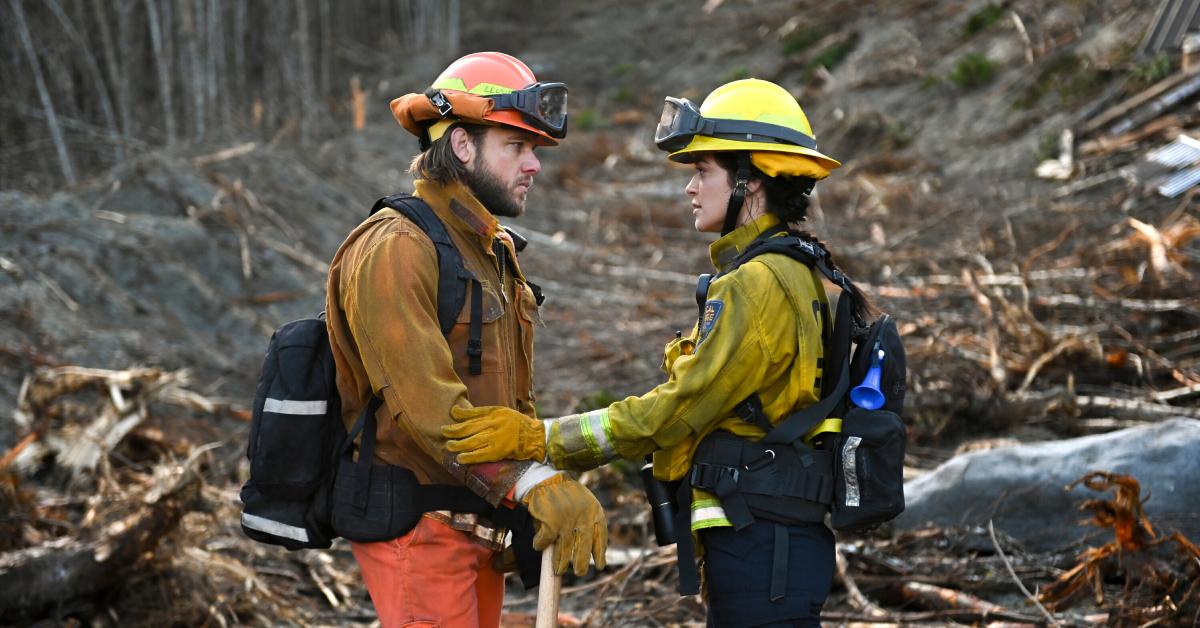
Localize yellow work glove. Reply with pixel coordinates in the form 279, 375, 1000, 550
523, 473, 608, 576
443, 406, 546, 464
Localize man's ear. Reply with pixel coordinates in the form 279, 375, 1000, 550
450, 127, 477, 166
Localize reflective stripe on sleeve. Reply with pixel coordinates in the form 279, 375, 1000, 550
580, 409, 615, 460
263, 398, 328, 415
555, 409, 616, 464
690, 497, 731, 531
241, 513, 310, 543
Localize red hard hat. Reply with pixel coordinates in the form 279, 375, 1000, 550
429, 52, 558, 145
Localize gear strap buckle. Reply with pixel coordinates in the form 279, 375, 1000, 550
689, 462, 739, 489
429, 90, 453, 117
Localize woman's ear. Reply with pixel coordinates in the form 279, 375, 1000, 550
746, 177, 763, 196
450, 127, 476, 166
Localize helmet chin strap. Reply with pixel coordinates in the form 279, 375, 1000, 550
721, 153, 752, 236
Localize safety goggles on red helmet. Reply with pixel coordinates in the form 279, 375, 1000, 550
487, 82, 568, 139
654, 96, 819, 153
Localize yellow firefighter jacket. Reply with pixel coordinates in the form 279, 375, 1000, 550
545, 213, 830, 530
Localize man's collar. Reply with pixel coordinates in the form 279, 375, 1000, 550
413, 178, 501, 243
710, 213, 783, 271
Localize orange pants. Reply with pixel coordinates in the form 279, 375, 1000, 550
350, 516, 505, 628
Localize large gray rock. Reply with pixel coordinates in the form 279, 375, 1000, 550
896, 418, 1200, 551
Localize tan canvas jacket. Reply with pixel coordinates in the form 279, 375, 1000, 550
326, 178, 543, 506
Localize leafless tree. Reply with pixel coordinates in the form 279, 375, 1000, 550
2, 0, 461, 187
9, 0, 76, 185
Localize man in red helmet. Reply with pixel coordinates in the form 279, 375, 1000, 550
324, 52, 606, 627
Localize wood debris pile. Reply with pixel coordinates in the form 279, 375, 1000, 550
827, 69, 1200, 445
0, 366, 373, 626
515, 467, 1200, 626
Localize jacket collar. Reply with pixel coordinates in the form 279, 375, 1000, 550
413, 178, 501, 246
710, 213, 783, 272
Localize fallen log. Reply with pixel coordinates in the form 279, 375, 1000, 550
0, 461, 202, 614
1079, 69, 1198, 136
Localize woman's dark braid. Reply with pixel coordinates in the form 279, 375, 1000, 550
789, 230, 877, 321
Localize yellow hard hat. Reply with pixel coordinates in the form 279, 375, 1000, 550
655, 79, 840, 178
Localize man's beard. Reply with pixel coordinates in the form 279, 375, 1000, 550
463, 158, 524, 218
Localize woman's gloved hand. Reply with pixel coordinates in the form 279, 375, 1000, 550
523, 473, 608, 576
443, 405, 546, 464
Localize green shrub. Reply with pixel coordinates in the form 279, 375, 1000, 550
811, 34, 858, 71
1130, 53, 1173, 87
1013, 54, 1110, 110
610, 62, 635, 77
802, 33, 860, 81
576, 108, 603, 132
965, 3, 1006, 37
948, 52, 997, 89
1036, 130, 1060, 162
781, 27, 823, 56
574, 390, 620, 413
721, 66, 751, 84
885, 120, 916, 148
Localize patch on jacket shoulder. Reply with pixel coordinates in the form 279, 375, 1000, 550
698, 300, 724, 344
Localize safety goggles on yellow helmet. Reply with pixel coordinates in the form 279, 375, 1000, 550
654, 97, 819, 154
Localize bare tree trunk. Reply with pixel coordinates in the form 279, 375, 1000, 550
233, 0, 246, 115
45, 0, 125, 161
296, 0, 314, 145
9, 0, 77, 185
317, 0, 331, 98
269, 2, 294, 137
91, 0, 132, 144
144, 0, 177, 146
181, 0, 206, 140
447, 0, 459, 58
161, 0, 176, 144
212, 0, 230, 132
206, 0, 221, 138
114, 0, 136, 138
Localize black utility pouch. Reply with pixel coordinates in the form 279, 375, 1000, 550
240, 480, 335, 550
330, 458, 425, 543
830, 407, 906, 532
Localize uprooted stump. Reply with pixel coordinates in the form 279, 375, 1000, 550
1039, 471, 1200, 625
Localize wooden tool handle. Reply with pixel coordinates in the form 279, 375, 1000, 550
535, 547, 561, 628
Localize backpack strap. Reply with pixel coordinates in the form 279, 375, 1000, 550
760, 293, 853, 446
372, 194, 485, 376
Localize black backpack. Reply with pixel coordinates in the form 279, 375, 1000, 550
239, 195, 539, 562
674, 227, 907, 595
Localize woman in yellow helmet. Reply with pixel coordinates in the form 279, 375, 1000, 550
443, 78, 875, 627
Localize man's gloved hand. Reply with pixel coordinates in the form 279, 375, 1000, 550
443, 406, 546, 464
523, 473, 608, 576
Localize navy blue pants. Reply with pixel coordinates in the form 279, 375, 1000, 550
701, 521, 835, 628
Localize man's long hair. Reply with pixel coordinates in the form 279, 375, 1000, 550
408, 122, 488, 185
